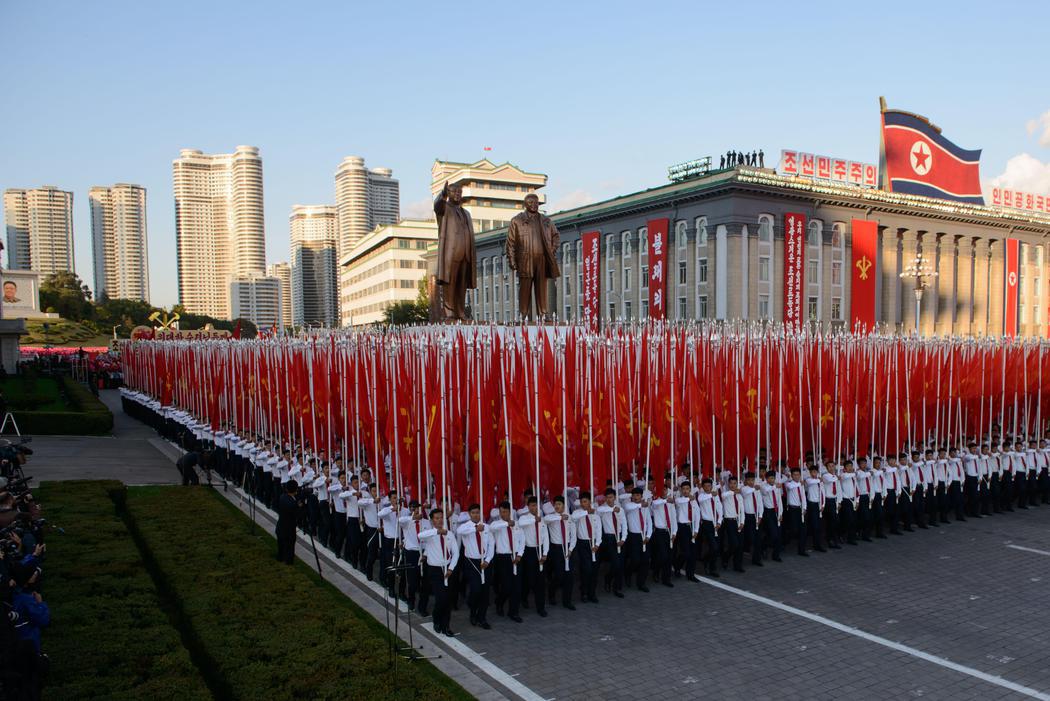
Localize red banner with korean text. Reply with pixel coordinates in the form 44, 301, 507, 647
850, 219, 878, 330
1005, 237, 1019, 337
581, 230, 601, 328
647, 218, 670, 320
783, 212, 805, 326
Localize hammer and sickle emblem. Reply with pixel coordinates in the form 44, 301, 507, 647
855, 255, 872, 281
148, 311, 181, 330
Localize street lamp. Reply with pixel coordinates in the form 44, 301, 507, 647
899, 253, 938, 334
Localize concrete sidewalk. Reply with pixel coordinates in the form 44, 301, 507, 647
24, 389, 179, 486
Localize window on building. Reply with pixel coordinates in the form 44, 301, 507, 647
831, 261, 842, 286
759, 294, 770, 319
640, 227, 648, 254
758, 217, 772, 242
608, 269, 615, 292
695, 217, 708, 246
698, 295, 709, 318
831, 297, 842, 321
679, 297, 687, 318
642, 300, 649, 318
605, 234, 614, 259
642, 266, 649, 289
808, 260, 819, 282
679, 261, 687, 285
565, 305, 572, 320
622, 231, 632, 258
625, 301, 632, 320
808, 296, 819, 321
698, 258, 708, 284
675, 220, 687, 249
759, 256, 770, 283
609, 302, 616, 319
624, 267, 632, 292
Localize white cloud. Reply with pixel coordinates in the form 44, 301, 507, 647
1026, 110, 1050, 147
402, 197, 434, 220
549, 189, 596, 212
986, 153, 1050, 195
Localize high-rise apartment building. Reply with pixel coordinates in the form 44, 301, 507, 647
89, 184, 149, 301
267, 262, 292, 327
290, 205, 339, 327
334, 156, 400, 256
3, 186, 75, 275
229, 272, 280, 329
173, 146, 266, 319
431, 159, 547, 233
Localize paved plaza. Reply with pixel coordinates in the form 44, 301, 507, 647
26, 400, 1050, 700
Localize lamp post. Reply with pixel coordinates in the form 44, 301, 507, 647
899, 253, 938, 335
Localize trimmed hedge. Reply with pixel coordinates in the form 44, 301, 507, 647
10, 376, 113, 435
124, 486, 472, 701
36, 480, 212, 701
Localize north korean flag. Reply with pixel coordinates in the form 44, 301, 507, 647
880, 109, 984, 205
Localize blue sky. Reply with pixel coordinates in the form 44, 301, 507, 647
3, 0, 1049, 308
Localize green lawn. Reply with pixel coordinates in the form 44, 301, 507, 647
38, 480, 471, 701
1, 375, 67, 412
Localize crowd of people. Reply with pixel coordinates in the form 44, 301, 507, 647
720, 149, 764, 169
0, 438, 47, 701
121, 388, 1050, 638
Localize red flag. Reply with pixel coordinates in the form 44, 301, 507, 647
850, 219, 878, 330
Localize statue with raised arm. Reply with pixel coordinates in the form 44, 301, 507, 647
434, 181, 476, 321
506, 193, 560, 321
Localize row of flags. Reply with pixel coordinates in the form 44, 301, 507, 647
121, 324, 1050, 510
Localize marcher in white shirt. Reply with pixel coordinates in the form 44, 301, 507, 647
571, 491, 603, 602
597, 487, 627, 597
517, 496, 550, 617
456, 502, 495, 629
623, 487, 652, 591
673, 482, 702, 581
543, 495, 578, 610
418, 509, 459, 637
489, 500, 525, 621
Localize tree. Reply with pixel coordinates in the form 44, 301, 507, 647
93, 298, 161, 337
382, 279, 429, 325
40, 271, 94, 321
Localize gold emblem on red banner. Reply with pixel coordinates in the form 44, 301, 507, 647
855, 255, 873, 280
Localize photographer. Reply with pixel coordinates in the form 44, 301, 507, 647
276, 481, 300, 565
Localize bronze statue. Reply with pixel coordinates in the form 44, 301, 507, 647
506, 193, 560, 321
434, 181, 476, 321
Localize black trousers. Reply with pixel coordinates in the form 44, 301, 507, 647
1028, 469, 1039, 506
1039, 468, 1050, 504
822, 502, 839, 546
964, 476, 980, 516
547, 544, 574, 606
884, 491, 900, 533
699, 521, 719, 573
427, 565, 451, 631
401, 549, 421, 606
464, 557, 490, 622
949, 481, 965, 520
624, 533, 649, 587
1015, 471, 1029, 508
761, 508, 781, 559
936, 483, 949, 521
674, 522, 697, 576
872, 494, 885, 535
362, 526, 379, 579
839, 499, 857, 543
521, 546, 546, 613
785, 506, 805, 554
576, 539, 598, 600
329, 510, 346, 556
720, 519, 742, 569
380, 535, 396, 593
493, 552, 521, 616
1000, 472, 1014, 511
649, 528, 672, 584
990, 474, 1003, 512
805, 502, 823, 550
600, 533, 624, 592
742, 513, 760, 564
858, 494, 872, 539
898, 493, 913, 529
345, 517, 362, 565
276, 522, 296, 564
912, 486, 927, 526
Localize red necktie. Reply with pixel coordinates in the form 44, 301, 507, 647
585, 515, 593, 540
560, 519, 566, 546
440, 534, 446, 564
752, 493, 758, 514
476, 529, 482, 558
773, 490, 778, 513
612, 512, 619, 538
832, 482, 837, 497
892, 473, 897, 490
688, 501, 693, 523
535, 521, 539, 550
415, 521, 420, 544
508, 525, 514, 554
663, 504, 671, 531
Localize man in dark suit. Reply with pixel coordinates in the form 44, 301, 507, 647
276, 481, 300, 565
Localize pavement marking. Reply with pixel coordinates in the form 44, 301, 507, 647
1007, 544, 1050, 557
698, 576, 1050, 701
225, 485, 546, 701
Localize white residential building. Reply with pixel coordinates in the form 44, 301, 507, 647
267, 262, 292, 328
89, 183, 149, 301
290, 205, 339, 327
230, 272, 280, 329
3, 186, 75, 275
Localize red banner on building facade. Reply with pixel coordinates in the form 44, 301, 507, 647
581, 230, 601, 328
647, 218, 670, 320
1005, 237, 1019, 337
850, 219, 878, 330
783, 212, 806, 326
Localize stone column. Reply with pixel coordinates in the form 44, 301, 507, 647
987, 239, 1005, 336
900, 230, 920, 333
935, 233, 957, 336
972, 238, 990, 335
955, 237, 974, 336
920, 231, 939, 336
879, 226, 900, 330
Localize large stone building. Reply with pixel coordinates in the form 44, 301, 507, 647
431, 159, 547, 234
469, 164, 1050, 336
340, 219, 437, 326
173, 146, 266, 319
289, 204, 339, 327
89, 183, 149, 301
3, 186, 75, 275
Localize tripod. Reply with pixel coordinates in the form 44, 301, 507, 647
0, 412, 21, 437
383, 551, 439, 675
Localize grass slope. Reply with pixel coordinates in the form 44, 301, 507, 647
37, 480, 212, 701
124, 486, 472, 701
